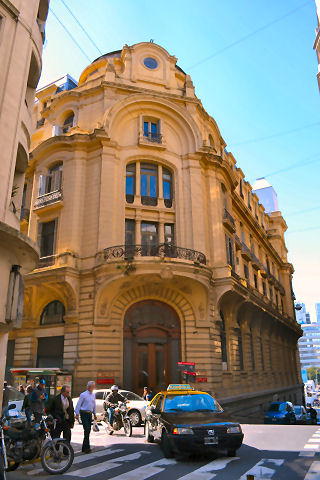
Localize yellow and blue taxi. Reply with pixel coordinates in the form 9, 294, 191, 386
145, 384, 243, 458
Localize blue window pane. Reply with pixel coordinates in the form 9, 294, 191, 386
144, 121, 149, 136
151, 122, 157, 135
141, 174, 148, 196
126, 177, 134, 195
150, 176, 157, 197
163, 180, 171, 199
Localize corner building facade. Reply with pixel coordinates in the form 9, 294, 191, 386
12, 43, 302, 417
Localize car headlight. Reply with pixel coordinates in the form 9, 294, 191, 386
173, 427, 194, 435
227, 426, 242, 434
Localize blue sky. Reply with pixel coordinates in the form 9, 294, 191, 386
39, 0, 320, 320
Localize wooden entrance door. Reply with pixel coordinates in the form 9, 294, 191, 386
123, 300, 181, 394
136, 341, 168, 393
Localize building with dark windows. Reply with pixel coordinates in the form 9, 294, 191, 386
9, 42, 302, 417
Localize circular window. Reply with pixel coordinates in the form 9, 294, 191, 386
143, 57, 158, 69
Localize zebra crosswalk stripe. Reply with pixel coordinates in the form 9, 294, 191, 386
176, 457, 239, 480
240, 458, 284, 479
107, 458, 177, 480
65, 450, 152, 478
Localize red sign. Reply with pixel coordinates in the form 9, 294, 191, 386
178, 362, 196, 366
196, 377, 207, 383
96, 378, 114, 385
183, 371, 196, 376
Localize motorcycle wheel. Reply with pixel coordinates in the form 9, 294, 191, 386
123, 418, 132, 437
41, 439, 74, 475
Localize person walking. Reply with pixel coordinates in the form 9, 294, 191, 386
142, 387, 148, 400
22, 385, 33, 425
48, 385, 74, 442
74, 381, 97, 453
19, 385, 25, 395
30, 379, 48, 423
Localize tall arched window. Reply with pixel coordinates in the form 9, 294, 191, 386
40, 301, 65, 325
62, 113, 74, 133
220, 311, 228, 370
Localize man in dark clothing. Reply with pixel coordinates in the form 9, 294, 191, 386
48, 385, 74, 442
31, 379, 48, 423
104, 385, 125, 432
2, 382, 10, 412
22, 385, 33, 424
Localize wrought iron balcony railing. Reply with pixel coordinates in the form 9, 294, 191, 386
34, 189, 63, 209
143, 132, 162, 143
223, 208, 235, 227
103, 243, 206, 265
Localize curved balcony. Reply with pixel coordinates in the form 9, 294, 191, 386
102, 244, 207, 265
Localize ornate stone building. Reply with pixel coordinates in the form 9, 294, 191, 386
11, 42, 302, 417
0, 0, 49, 408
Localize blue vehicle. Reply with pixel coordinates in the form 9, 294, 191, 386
264, 402, 296, 425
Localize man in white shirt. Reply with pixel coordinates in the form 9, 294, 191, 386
75, 381, 97, 453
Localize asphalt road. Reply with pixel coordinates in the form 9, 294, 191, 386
6, 423, 320, 479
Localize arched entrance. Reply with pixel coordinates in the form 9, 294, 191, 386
123, 300, 181, 393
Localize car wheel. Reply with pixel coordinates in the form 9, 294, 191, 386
129, 410, 141, 427
227, 449, 237, 457
145, 421, 154, 443
160, 431, 174, 459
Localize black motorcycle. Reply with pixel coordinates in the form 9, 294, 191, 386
3, 405, 74, 475
103, 401, 132, 437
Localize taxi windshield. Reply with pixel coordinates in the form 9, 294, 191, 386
163, 394, 223, 413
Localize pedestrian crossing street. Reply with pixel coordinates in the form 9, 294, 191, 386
15, 444, 320, 480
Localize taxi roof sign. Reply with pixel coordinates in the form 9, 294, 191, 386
167, 384, 192, 391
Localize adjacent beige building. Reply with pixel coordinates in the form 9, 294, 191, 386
10, 42, 302, 418
0, 0, 49, 408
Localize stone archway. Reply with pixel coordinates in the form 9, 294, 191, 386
123, 300, 181, 393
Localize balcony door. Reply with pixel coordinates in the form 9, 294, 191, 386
141, 222, 158, 256
123, 300, 181, 394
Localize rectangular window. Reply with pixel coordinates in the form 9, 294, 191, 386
141, 163, 157, 204
20, 184, 27, 220
254, 273, 258, 289
239, 179, 243, 198
125, 219, 135, 246
143, 120, 160, 141
141, 222, 158, 255
38, 220, 57, 260
244, 264, 249, 282
263, 282, 267, 296
164, 224, 174, 244
37, 336, 64, 368
270, 287, 273, 302
248, 192, 252, 209
163, 168, 172, 207
225, 235, 234, 270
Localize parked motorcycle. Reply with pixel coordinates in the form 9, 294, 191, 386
103, 401, 132, 437
3, 404, 74, 475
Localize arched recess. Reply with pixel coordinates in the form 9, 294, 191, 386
103, 94, 203, 153
103, 282, 197, 389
